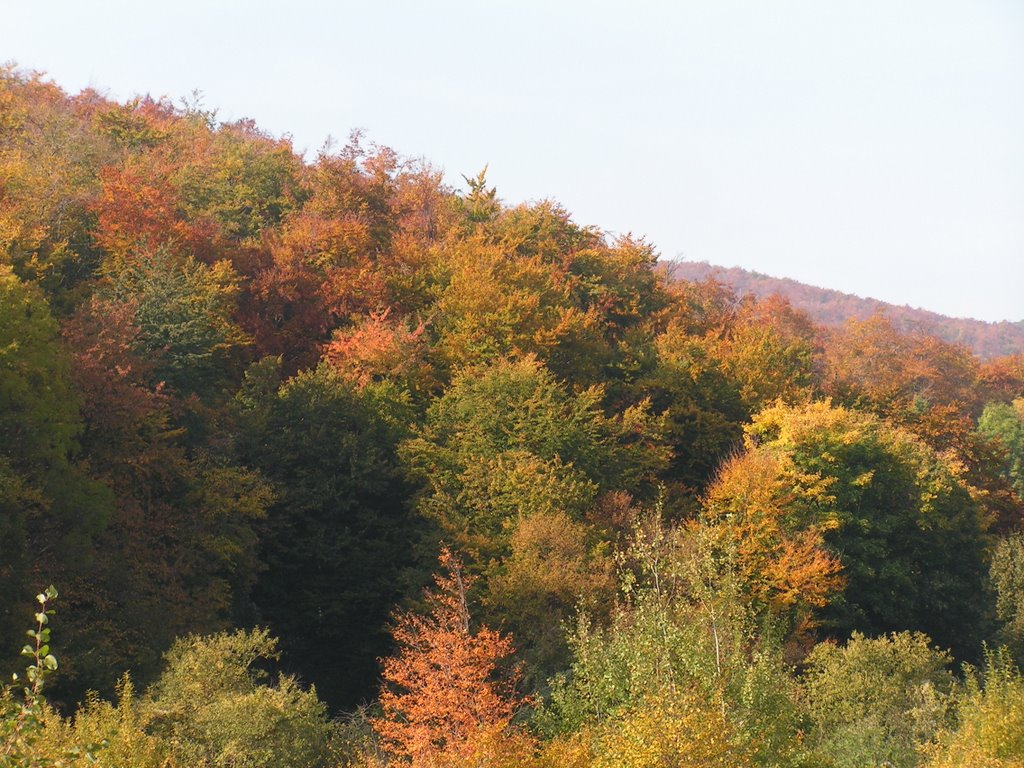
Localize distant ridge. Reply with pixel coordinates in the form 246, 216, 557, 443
670, 261, 1024, 360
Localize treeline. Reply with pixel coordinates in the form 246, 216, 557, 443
672, 261, 1024, 360
1, 66, 1023, 767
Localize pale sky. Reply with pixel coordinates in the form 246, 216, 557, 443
3, 0, 1022, 321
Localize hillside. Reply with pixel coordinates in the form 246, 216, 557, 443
671, 261, 1024, 360
3, 67, 1024, 768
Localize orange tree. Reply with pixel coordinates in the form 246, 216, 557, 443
373, 547, 526, 765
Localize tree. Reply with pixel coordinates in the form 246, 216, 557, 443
920, 647, 1024, 768
99, 250, 249, 397
540, 514, 808, 768
801, 631, 954, 768
0, 586, 60, 767
237, 361, 419, 709
590, 690, 754, 768
639, 323, 747, 496
92, 156, 216, 263
484, 510, 616, 688
703, 448, 845, 630
53, 293, 274, 699
978, 399, 1024, 498
430, 197, 668, 387
0, 67, 112, 311
322, 308, 438, 403
401, 356, 666, 567
990, 534, 1024, 658
714, 294, 818, 411
143, 629, 335, 768
429, 234, 606, 376
0, 267, 109, 665
715, 401, 991, 658
373, 547, 525, 766
821, 315, 981, 457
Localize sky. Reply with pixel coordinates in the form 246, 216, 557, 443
3, 0, 1022, 321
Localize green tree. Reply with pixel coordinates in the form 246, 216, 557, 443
920, 647, 1024, 768
401, 357, 666, 690
143, 630, 335, 768
978, 399, 1024, 497
237, 360, 420, 709
720, 401, 991, 658
539, 516, 808, 768
0, 268, 109, 663
990, 534, 1024, 658
401, 357, 666, 562
51, 294, 272, 699
639, 324, 747, 496
802, 631, 954, 768
100, 250, 249, 396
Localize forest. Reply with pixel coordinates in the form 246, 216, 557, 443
1, 66, 1023, 767
671, 262, 1024, 361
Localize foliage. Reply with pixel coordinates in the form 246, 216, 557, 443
639, 321, 747, 495
0, 268, 110, 668
801, 631, 955, 768
978, 399, 1024, 497
237, 361, 419, 708
323, 308, 437, 402
373, 547, 525, 766
714, 294, 818, 412
0, 586, 61, 767
484, 510, 615, 688
990, 534, 1024, 659
142, 629, 335, 768
671, 261, 1024, 362
589, 690, 754, 768
0, 267, 80, 466
3, 611, 337, 768
703, 448, 845, 628
402, 357, 666, 559
539, 514, 809, 767
33, 677, 167, 768
920, 647, 1024, 768
730, 401, 991, 657
100, 250, 248, 396
0, 68, 110, 310
2, 66, 1023, 767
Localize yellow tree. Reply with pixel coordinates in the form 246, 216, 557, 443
703, 449, 845, 624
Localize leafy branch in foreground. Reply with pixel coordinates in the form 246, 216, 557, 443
1, 586, 59, 767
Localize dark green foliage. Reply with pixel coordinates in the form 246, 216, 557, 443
990, 534, 1024, 658
641, 330, 747, 495
237, 361, 420, 709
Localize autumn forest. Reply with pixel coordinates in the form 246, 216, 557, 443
1, 67, 1023, 767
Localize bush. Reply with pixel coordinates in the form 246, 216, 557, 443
802, 631, 954, 768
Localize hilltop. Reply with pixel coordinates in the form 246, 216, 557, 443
671, 261, 1024, 360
